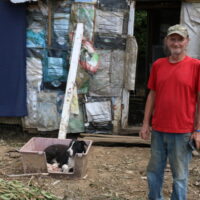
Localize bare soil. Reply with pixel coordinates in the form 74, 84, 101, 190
0, 127, 200, 200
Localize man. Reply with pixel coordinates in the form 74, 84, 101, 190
140, 24, 200, 200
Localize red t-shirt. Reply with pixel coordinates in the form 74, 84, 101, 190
148, 56, 200, 133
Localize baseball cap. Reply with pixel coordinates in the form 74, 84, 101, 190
167, 24, 189, 38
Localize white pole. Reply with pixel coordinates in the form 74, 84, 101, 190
128, 1, 135, 36
58, 23, 84, 139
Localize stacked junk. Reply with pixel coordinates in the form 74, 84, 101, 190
12, 0, 137, 134
6, 0, 138, 178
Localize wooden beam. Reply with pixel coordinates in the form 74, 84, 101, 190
128, 1, 135, 36
48, 0, 52, 47
58, 23, 84, 139
80, 133, 150, 145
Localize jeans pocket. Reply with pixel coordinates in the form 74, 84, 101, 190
183, 133, 193, 152
183, 133, 192, 142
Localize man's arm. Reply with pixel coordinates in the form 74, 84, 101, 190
139, 90, 155, 140
191, 92, 200, 149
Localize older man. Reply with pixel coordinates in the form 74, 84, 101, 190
140, 24, 200, 200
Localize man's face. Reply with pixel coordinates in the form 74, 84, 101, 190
165, 33, 189, 56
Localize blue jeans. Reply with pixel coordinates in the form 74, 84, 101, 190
147, 130, 192, 200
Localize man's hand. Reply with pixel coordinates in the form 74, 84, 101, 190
139, 124, 151, 140
139, 90, 155, 141
191, 131, 200, 149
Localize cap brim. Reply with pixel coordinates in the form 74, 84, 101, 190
167, 31, 187, 38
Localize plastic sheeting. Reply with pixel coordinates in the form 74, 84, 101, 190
24, 91, 85, 132
95, 9, 124, 35
89, 50, 111, 96
180, 2, 200, 59
70, 3, 95, 41
84, 98, 113, 133
26, 48, 45, 91
85, 101, 112, 122
98, 0, 128, 11
76, 66, 90, 94
26, 57, 43, 91
43, 50, 69, 89
23, 90, 38, 129
53, 13, 70, 49
94, 33, 126, 50
57, 92, 85, 133
22, 0, 132, 133
24, 91, 59, 131
27, 3, 47, 48
80, 40, 99, 73
89, 50, 124, 97
52, 1, 71, 49
37, 92, 60, 131
110, 50, 124, 94
68, 103, 85, 133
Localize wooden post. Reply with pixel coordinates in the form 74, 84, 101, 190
58, 23, 84, 139
128, 1, 135, 36
48, 0, 52, 47
122, 1, 137, 128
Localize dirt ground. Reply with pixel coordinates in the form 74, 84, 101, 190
0, 127, 200, 200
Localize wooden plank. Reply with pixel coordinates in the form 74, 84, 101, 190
58, 23, 84, 139
81, 133, 139, 139
48, 0, 52, 47
8, 173, 49, 177
128, 1, 135, 36
81, 135, 150, 145
122, 2, 137, 128
121, 89, 130, 128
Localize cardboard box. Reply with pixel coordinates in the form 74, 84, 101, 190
19, 137, 92, 179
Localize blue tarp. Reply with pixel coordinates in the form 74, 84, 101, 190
0, 1, 27, 116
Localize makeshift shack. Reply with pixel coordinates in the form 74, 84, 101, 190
0, 0, 199, 135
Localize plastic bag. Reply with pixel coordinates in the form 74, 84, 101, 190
79, 40, 99, 73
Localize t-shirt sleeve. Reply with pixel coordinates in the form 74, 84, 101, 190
147, 62, 157, 91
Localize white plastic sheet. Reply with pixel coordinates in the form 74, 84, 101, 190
180, 2, 200, 59
23, 90, 38, 129
89, 50, 124, 97
53, 13, 70, 47
26, 57, 43, 91
23, 91, 60, 131
85, 101, 112, 122
95, 9, 124, 35
70, 4, 95, 41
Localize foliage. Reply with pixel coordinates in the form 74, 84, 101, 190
135, 10, 147, 57
0, 178, 60, 200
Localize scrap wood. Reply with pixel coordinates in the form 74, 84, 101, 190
80, 134, 150, 145
7, 173, 49, 177
58, 23, 84, 139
